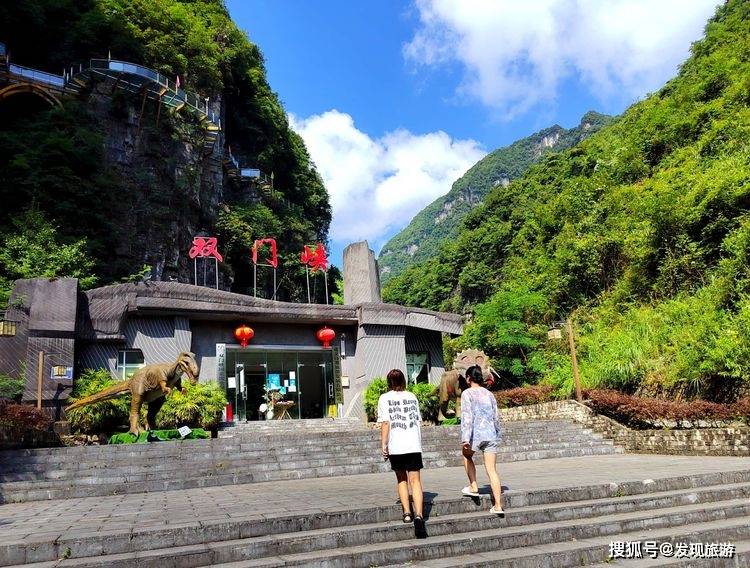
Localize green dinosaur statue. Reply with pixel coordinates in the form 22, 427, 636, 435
66, 352, 199, 434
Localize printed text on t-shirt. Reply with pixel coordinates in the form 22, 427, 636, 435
387, 399, 420, 429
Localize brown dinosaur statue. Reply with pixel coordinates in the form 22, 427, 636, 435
437, 349, 496, 421
66, 352, 199, 435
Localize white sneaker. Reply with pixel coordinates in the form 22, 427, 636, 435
489, 505, 505, 518
462, 486, 480, 497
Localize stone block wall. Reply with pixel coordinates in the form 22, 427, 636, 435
500, 399, 750, 456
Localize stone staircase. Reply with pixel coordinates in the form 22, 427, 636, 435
2, 470, 749, 567
0, 419, 620, 503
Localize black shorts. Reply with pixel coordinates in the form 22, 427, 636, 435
389, 452, 423, 472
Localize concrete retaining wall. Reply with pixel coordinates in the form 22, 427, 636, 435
500, 399, 750, 456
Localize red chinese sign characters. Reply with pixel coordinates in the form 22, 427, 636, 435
300, 243, 328, 272
189, 237, 223, 262
252, 238, 278, 268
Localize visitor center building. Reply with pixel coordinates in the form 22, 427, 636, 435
0, 242, 463, 421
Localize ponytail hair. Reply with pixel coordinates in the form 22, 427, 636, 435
465, 365, 485, 387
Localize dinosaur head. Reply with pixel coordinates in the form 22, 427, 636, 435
177, 352, 199, 384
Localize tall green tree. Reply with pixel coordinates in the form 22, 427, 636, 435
0, 211, 97, 306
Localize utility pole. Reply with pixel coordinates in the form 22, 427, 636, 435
566, 319, 582, 402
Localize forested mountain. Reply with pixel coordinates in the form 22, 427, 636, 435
378, 111, 612, 282
0, 0, 334, 304
384, 0, 750, 402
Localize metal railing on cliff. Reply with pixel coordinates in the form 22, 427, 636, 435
0, 44, 220, 151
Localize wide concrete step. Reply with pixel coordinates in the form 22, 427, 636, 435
0, 432, 606, 463
0, 447, 620, 485
0, 428, 609, 466
599, 538, 750, 567
0, 446, 621, 500
4, 473, 750, 567
0, 440, 617, 479
383, 521, 750, 567
0, 418, 623, 502
0, 428, 605, 466
208, 500, 750, 568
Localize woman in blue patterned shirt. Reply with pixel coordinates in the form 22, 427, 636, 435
460, 364, 504, 516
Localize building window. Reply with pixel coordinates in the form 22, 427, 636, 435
118, 349, 144, 380
406, 352, 429, 384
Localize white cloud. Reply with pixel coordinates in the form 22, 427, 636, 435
290, 110, 485, 250
404, 0, 721, 117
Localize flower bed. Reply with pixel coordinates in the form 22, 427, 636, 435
494, 385, 555, 408
584, 389, 749, 429
0, 398, 60, 449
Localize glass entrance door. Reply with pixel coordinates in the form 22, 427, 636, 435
231, 351, 266, 421
298, 352, 327, 419
226, 348, 334, 421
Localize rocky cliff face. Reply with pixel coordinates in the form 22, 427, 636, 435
87, 83, 225, 284
0, 0, 333, 301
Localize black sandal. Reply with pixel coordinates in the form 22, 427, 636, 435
402, 512, 413, 523
414, 516, 427, 539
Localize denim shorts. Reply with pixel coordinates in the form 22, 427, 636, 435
477, 440, 500, 453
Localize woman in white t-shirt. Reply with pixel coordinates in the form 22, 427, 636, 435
377, 369, 427, 538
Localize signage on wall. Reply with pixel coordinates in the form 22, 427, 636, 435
50, 366, 73, 380
216, 344, 226, 389
267, 373, 281, 390
331, 345, 343, 405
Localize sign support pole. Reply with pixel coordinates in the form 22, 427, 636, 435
193, 259, 197, 286
306, 267, 311, 303
253, 264, 257, 297
273, 268, 277, 301
324, 270, 329, 305
214, 257, 219, 290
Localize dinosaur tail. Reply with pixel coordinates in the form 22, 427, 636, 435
66, 380, 130, 410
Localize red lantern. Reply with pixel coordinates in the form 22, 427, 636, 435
234, 324, 254, 347
316, 326, 336, 348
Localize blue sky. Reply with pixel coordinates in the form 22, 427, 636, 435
226, 0, 720, 266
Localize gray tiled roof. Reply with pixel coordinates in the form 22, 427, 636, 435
78, 282, 463, 339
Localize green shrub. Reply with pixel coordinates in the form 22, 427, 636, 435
408, 382, 439, 422
0, 373, 24, 401
156, 381, 227, 430
364, 377, 388, 422
66, 369, 130, 433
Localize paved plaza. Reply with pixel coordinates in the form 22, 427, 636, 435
2, 454, 749, 546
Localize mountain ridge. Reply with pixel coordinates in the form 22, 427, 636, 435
382, 0, 750, 400
378, 110, 613, 281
